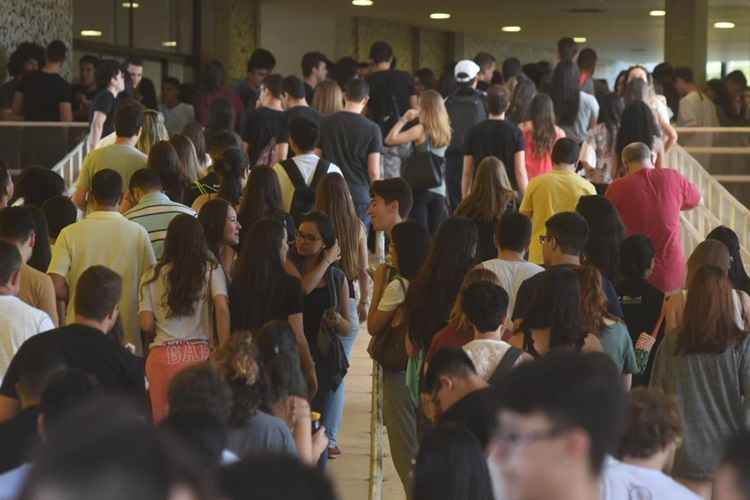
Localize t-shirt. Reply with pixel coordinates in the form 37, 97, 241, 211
0, 79, 19, 111
439, 387, 498, 450
601, 457, 701, 500
159, 102, 196, 136
617, 278, 664, 343
319, 111, 383, 205
139, 263, 228, 346
124, 192, 197, 259
465, 119, 525, 189
18, 264, 59, 327
228, 273, 304, 332
426, 322, 473, 362
377, 276, 409, 312
606, 168, 701, 293
519, 169, 597, 264
227, 410, 297, 458
17, 71, 71, 121
242, 107, 289, 165
0, 296, 54, 378
0, 324, 145, 402
235, 80, 260, 112
90, 89, 117, 139
304, 82, 315, 104
195, 88, 244, 133
598, 321, 637, 374
76, 143, 148, 194
0, 406, 38, 473
286, 105, 321, 128
367, 70, 416, 136
560, 91, 600, 144
0, 463, 31, 500
272, 154, 343, 212
463, 339, 515, 382
521, 124, 566, 180
476, 259, 544, 323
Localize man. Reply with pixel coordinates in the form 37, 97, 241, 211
49, 170, 156, 354
124, 57, 156, 110
12, 40, 72, 122
578, 48, 597, 96
320, 78, 383, 224
602, 388, 699, 500
512, 212, 623, 321
88, 59, 126, 149
463, 85, 527, 196
367, 177, 413, 237
495, 351, 628, 500
0, 207, 58, 325
715, 430, 750, 500
558, 36, 578, 62
75, 99, 146, 210
242, 74, 289, 166
476, 212, 543, 321
0, 43, 45, 120
301, 51, 329, 104
366, 41, 418, 179
282, 76, 321, 128
520, 138, 595, 264
606, 142, 701, 293
124, 168, 196, 259
159, 76, 195, 136
474, 52, 497, 93
0, 241, 54, 377
237, 48, 276, 111
502, 57, 522, 84
125, 58, 144, 93
273, 117, 342, 214
675, 66, 720, 128
71, 54, 99, 122
445, 59, 487, 210
0, 265, 145, 423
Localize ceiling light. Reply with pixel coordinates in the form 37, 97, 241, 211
80, 30, 102, 37
162, 41, 177, 47
430, 12, 450, 19
574, 37, 587, 43
122, 2, 139, 7
649, 10, 666, 17
351, 0, 373, 5
714, 21, 735, 29
502, 26, 522, 32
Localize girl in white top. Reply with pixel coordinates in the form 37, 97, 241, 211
626, 65, 678, 151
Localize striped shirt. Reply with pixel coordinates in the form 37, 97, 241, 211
124, 192, 196, 259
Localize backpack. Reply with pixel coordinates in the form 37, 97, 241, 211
254, 137, 279, 167
488, 346, 523, 387
445, 92, 487, 152
281, 158, 330, 226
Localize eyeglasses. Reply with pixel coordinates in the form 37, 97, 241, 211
494, 426, 569, 450
296, 232, 321, 243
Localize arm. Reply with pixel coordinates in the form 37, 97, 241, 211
11, 92, 23, 118
658, 114, 678, 151
0, 396, 20, 423
213, 294, 231, 345
385, 110, 421, 146
333, 279, 353, 334
39, 274, 60, 327
59, 102, 73, 122
289, 312, 318, 399
139, 311, 156, 347
622, 373, 632, 391
357, 226, 370, 321
275, 142, 289, 162
88, 111, 106, 149
368, 152, 382, 182
289, 395, 328, 465
514, 151, 528, 193
367, 264, 391, 335
49, 273, 69, 304
285, 244, 340, 295
409, 95, 419, 109
462, 155, 475, 198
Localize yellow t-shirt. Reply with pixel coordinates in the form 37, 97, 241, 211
520, 169, 596, 264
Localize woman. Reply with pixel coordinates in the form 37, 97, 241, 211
139, 215, 230, 422
147, 140, 188, 204
579, 93, 624, 192
519, 93, 565, 180
243, 74, 288, 167
507, 74, 537, 125
194, 60, 244, 133
626, 65, 678, 151
614, 70, 629, 97
229, 218, 317, 396
614, 101, 664, 177
197, 198, 241, 278
42, 195, 77, 246
12, 167, 64, 207
368, 219, 431, 494
170, 133, 202, 184
314, 173, 369, 456
454, 157, 516, 263
191, 147, 249, 212
414, 426, 495, 500
576, 195, 625, 281
215, 330, 325, 464
707, 226, 750, 296
385, 90, 452, 235
312, 80, 343, 116
182, 121, 211, 173
237, 165, 294, 250
549, 60, 599, 144
137, 110, 169, 156
651, 265, 750, 498
27, 207, 52, 273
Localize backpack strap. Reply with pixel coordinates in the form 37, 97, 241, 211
310, 158, 331, 191
489, 346, 523, 387
281, 159, 306, 190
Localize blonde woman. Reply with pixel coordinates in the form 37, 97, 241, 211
385, 89, 452, 234
136, 109, 169, 156
170, 133, 202, 183
312, 80, 344, 116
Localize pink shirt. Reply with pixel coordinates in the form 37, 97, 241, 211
521, 124, 566, 180
606, 168, 701, 293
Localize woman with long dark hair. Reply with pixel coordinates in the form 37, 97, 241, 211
614, 101, 663, 177
707, 226, 750, 296
191, 147, 249, 212
550, 60, 599, 144
520, 93, 565, 180
140, 214, 230, 422
576, 195, 625, 281
148, 140, 188, 204
652, 265, 750, 498
194, 60, 244, 133
182, 120, 211, 172
12, 166, 64, 207
197, 198, 241, 278
625, 65, 678, 151
237, 165, 294, 249
507, 74, 537, 125
579, 93, 624, 192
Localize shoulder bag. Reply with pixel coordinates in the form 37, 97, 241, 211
401, 136, 445, 191
367, 272, 409, 371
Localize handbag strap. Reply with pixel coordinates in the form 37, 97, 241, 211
327, 267, 340, 310
651, 296, 667, 340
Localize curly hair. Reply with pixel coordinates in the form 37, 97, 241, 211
576, 265, 617, 336
617, 388, 682, 460
212, 330, 262, 426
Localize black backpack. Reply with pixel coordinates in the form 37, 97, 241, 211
281, 158, 330, 226
445, 92, 487, 152
488, 346, 523, 387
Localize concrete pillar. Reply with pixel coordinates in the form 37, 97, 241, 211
665, 0, 708, 82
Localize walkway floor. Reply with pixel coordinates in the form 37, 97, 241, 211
327, 328, 407, 500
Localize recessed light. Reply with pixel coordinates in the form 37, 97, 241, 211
80, 30, 102, 37
351, 0, 373, 5
714, 21, 735, 29
502, 26, 522, 32
574, 37, 587, 43
122, 2, 139, 7
430, 12, 450, 19
649, 10, 666, 17
162, 41, 177, 47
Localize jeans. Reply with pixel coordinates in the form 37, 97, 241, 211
410, 190, 449, 236
382, 368, 418, 498
322, 299, 360, 446
445, 150, 463, 211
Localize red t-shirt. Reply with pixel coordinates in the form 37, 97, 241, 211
606, 167, 701, 293
426, 322, 473, 362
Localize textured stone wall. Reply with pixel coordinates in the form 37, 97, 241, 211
0, 0, 73, 80
355, 17, 414, 72
417, 29, 450, 74
227, 0, 258, 81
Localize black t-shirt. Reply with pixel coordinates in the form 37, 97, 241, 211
512, 264, 624, 321
286, 105, 321, 128
616, 277, 664, 343
242, 107, 289, 165
367, 70, 416, 136
71, 83, 98, 113
319, 111, 383, 205
439, 387, 498, 450
228, 272, 304, 332
90, 89, 117, 138
304, 82, 316, 105
465, 119, 525, 189
0, 406, 38, 473
17, 71, 72, 121
0, 324, 145, 402
0, 79, 20, 110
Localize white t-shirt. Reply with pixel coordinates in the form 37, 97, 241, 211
475, 258, 543, 322
601, 457, 700, 500
463, 339, 514, 382
273, 154, 343, 213
377, 276, 409, 312
139, 263, 228, 346
160, 103, 196, 137
0, 295, 54, 378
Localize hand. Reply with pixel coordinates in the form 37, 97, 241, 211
323, 241, 341, 266
403, 108, 419, 121
357, 302, 369, 322
323, 310, 343, 329
312, 426, 329, 460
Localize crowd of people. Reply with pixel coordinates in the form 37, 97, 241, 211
0, 34, 750, 500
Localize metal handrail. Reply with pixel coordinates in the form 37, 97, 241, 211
676, 127, 750, 134
52, 138, 89, 193
0, 121, 89, 127
369, 362, 384, 500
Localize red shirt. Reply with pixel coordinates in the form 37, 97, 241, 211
426, 322, 473, 362
606, 167, 700, 293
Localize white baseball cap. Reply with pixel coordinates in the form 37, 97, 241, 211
454, 60, 480, 82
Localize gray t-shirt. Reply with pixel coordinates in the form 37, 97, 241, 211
562, 91, 600, 144
227, 410, 297, 459
651, 333, 750, 480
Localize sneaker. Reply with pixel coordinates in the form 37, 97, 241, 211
328, 446, 342, 458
